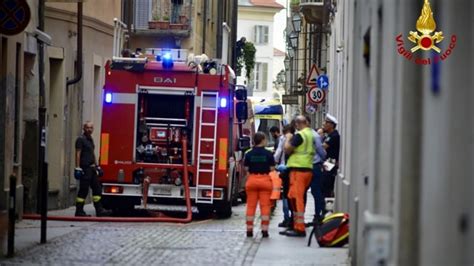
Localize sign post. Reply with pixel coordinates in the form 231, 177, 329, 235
307, 86, 326, 105
0, 0, 31, 35
306, 64, 321, 86
282, 94, 299, 105
317, 74, 329, 90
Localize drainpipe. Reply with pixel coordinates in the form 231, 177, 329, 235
37, 0, 48, 244
67, 2, 83, 87
64, 1, 83, 230
216, 0, 223, 59
202, 0, 207, 54
231, 0, 238, 71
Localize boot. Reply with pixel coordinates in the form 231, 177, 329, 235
75, 202, 91, 217
94, 201, 112, 217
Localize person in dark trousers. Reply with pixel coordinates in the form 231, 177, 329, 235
74, 122, 112, 217
322, 114, 340, 203
274, 124, 294, 228
310, 124, 326, 224
244, 132, 275, 238
269, 126, 281, 151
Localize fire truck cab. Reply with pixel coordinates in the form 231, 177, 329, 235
98, 49, 249, 218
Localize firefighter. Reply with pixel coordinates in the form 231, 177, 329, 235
244, 132, 275, 238
74, 122, 112, 217
282, 115, 315, 237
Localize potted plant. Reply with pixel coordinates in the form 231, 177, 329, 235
179, 15, 188, 24
149, 14, 170, 30
148, 14, 161, 29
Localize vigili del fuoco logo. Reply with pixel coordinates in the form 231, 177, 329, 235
395, 0, 456, 65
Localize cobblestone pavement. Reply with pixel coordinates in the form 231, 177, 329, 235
0, 204, 262, 266
1, 194, 348, 266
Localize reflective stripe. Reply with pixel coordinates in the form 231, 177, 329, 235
272, 188, 280, 191
92, 195, 101, 202
247, 225, 254, 230
261, 225, 269, 231
295, 218, 305, 223
76, 197, 85, 203
294, 212, 304, 216
261, 215, 270, 221
246, 216, 254, 221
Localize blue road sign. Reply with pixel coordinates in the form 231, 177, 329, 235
317, 75, 329, 90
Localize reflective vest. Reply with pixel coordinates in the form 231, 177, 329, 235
287, 127, 314, 169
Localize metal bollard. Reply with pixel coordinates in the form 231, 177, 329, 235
7, 173, 16, 257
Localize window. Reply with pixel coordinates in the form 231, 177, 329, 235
254, 25, 269, 44
254, 62, 268, 91
256, 118, 280, 148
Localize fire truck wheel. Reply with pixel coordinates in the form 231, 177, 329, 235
215, 201, 232, 219
197, 205, 214, 218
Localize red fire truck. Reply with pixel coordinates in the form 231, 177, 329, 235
98, 49, 250, 218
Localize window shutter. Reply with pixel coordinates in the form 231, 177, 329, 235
264, 26, 269, 44
135, 0, 151, 30
262, 63, 268, 91
254, 25, 258, 43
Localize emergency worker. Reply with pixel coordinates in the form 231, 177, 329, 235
74, 122, 112, 217
322, 114, 340, 199
244, 132, 275, 238
282, 115, 315, 237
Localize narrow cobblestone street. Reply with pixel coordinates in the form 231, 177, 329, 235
1, 197, 348, 265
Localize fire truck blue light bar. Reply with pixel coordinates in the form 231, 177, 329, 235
220, 98, 227, 108
105, 92, 112, 103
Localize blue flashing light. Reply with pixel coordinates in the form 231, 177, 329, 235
162, 52, 174, 69
105, 92, 112, 103
220, 97, 227, 108
162, 52, 172, 60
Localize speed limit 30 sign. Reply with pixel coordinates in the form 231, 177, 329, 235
307, 86, 325, 104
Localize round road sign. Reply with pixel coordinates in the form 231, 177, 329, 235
307, 86, 326, 104
0, 0, 31, 36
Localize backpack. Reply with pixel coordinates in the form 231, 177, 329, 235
308, 212, 349, 247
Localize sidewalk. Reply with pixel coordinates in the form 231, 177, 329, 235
251, 192, 348, 266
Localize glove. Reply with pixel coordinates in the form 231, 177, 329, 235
276, 164, 287, 172
74, 168, 84, 180
96, 166, 104, 177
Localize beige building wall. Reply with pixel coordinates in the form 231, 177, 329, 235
0, 0, 121, 216
42, 1, 121, 208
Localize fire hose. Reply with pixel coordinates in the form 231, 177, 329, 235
23, 140, 193, 223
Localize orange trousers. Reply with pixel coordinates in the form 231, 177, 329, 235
288, 170, 313, 232
269, 170, 282, 200
245, 174, 273, 232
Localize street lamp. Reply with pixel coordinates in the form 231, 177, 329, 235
284, 56, 290, 70
292, 13, 302, 34
287, 46, 295, 58
289, 31, 299, 49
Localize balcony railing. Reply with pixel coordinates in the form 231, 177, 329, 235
134, 0, 192, 37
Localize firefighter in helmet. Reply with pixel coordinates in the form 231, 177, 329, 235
74, 121, 112, 217
244, 132, 275, 238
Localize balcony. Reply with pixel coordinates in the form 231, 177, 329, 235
133, 0, 192, 38
298, 0, 326, 25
